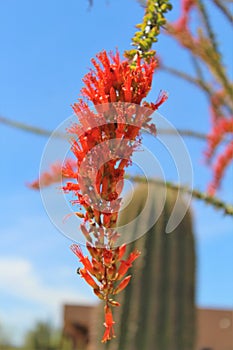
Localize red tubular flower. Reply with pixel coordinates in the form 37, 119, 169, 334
102, 306, 116, 343
70, 244, 95, 275
172, 0, 196, 32
143, 90, 168, 112
208, 141, 233, 196
113, 275, 132, 295
63, 182, 80, 193
117, 250, 141, 279
115, 243, 127, 260
79, 268, 99, 289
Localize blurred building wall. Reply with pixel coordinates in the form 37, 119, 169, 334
63, 305, 233, 350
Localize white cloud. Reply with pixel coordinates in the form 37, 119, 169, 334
0, 256, 95, 345
0, 256, 94, 307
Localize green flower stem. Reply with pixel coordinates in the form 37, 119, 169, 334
160, 64, 211, 93
125, 0, 172, 60
157, 128, 207, 141
0, 115, 65, 138
197, 0, 219, 54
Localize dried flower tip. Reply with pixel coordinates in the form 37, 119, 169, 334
108, 299, 120, 307
93, 288, 105, 300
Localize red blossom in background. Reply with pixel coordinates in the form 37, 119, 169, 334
166, 0, 233, 196
172, 0, 196, 32
205, 89, 233, 196
209, 89, 229, 122
205, 117, 233, 195
29, 159, 77, 190
207, 141, 233, 196
205, 118, 233, 160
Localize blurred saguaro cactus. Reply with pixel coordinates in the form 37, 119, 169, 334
90, 183, 196, 350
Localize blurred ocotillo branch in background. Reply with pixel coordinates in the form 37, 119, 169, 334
127, 175, 233, 216
0, 115, 208, 141
164, 0, 233, 195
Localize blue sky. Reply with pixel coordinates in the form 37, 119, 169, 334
0, 0, 232, 345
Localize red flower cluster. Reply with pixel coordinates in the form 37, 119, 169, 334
30, 50, 167, 342
80, 50, 157, 105
205, 117, 233, 195
65, 51, 167, 342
